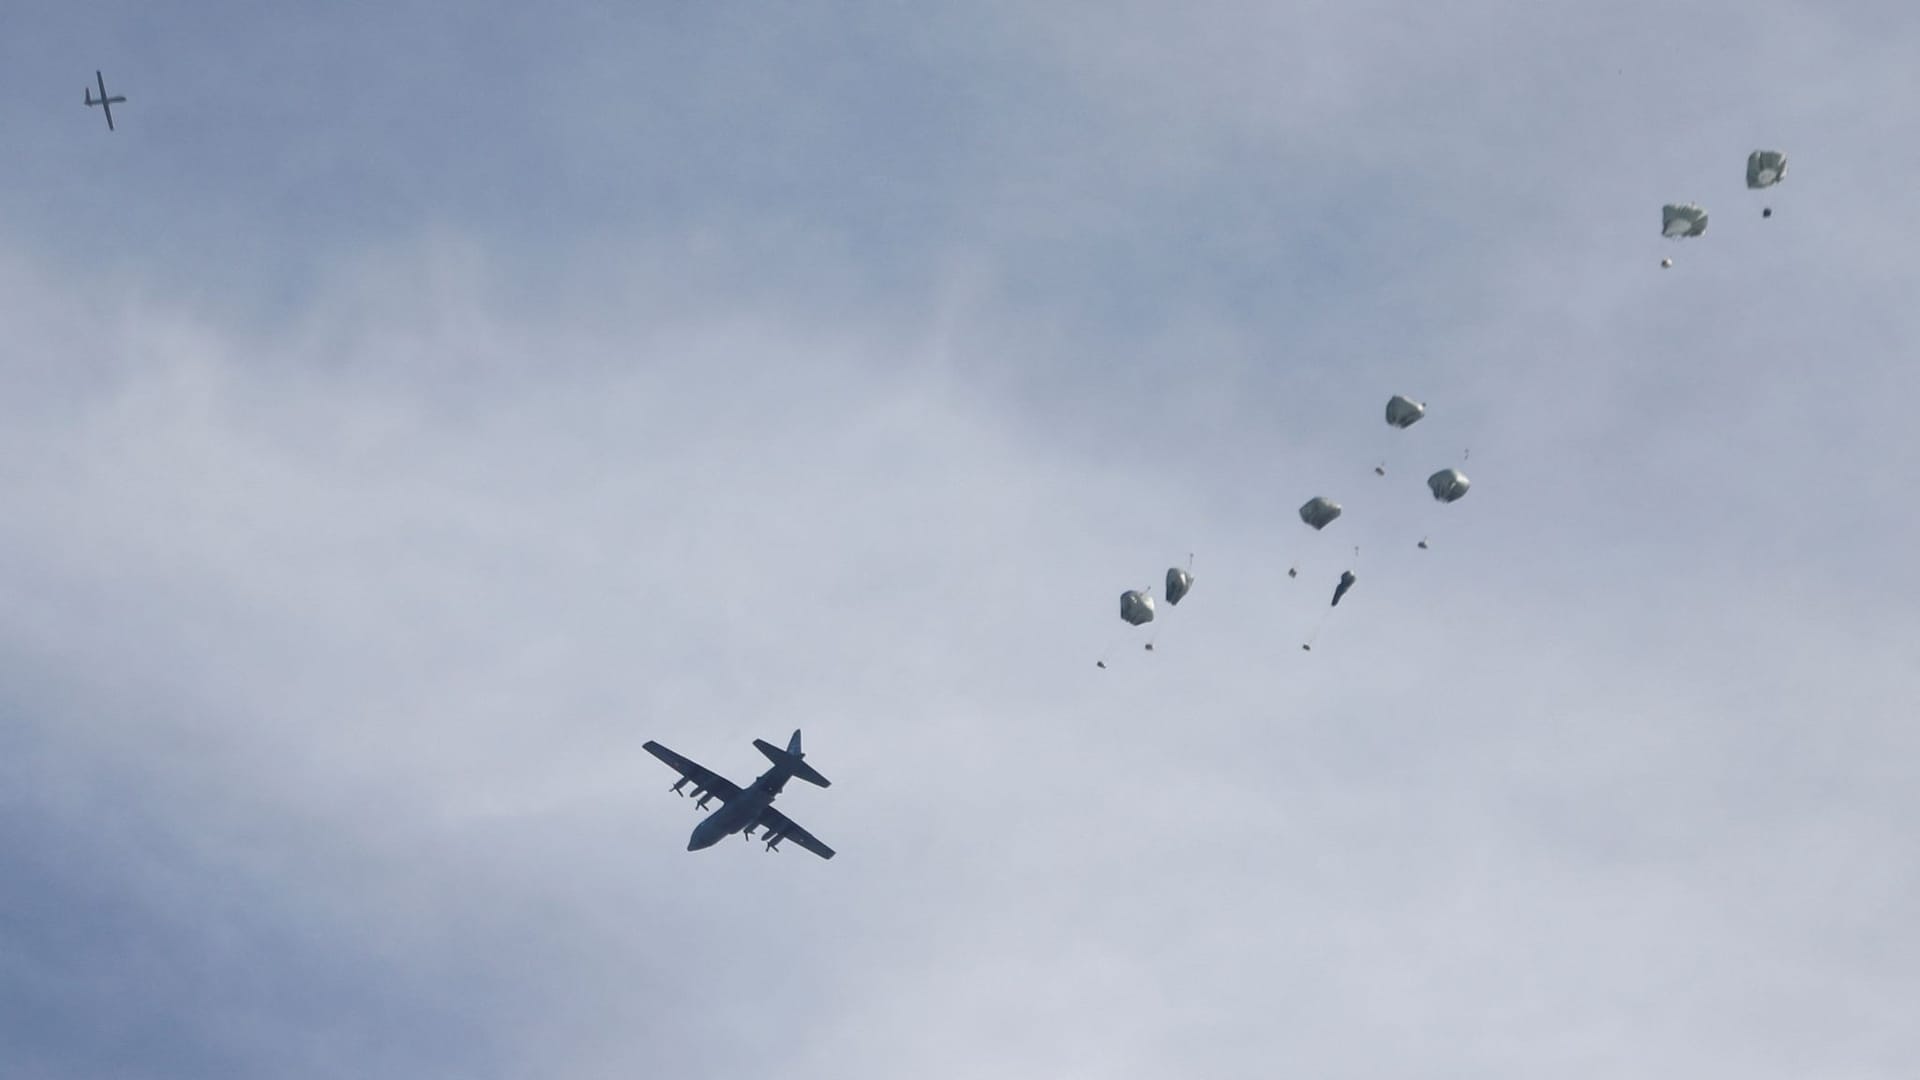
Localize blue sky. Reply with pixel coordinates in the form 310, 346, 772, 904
4, 2, 1919, 1077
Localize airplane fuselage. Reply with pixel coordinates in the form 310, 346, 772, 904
687, 764, 791, 850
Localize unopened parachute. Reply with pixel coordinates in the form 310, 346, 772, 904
1331, 570, 1357, 607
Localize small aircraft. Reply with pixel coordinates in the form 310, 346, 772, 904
643, 729, 836, 858
84, 71, 126, 131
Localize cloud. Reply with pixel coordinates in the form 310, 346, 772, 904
5, 2, 1920, 1077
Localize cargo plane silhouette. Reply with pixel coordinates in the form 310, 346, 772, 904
644, 730, 835, 859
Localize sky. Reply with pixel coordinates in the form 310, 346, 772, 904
3, 1, 1918, 1077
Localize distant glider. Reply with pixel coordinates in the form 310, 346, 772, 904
84, 71, 126, 131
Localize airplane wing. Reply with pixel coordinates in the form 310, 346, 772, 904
755, 806, 836, 860
643, 741, 742, 802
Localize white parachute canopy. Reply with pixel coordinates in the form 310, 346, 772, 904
1299, 497, 1343, 530
1746, 150, 1788, 189
1427, 468, 1471, 503
1662, 203, 1709, 238
1385, 395, 1426, 429
1119, 589, 1156, 626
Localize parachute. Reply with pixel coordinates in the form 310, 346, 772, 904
1291, 498, 1344, 595
1097, 587, 1158, 668
1385, 395, 1426, 429
1134, 560, 1200, 655
1273, 392, 1475, 653
1662, 203, 1708, 238
1746, 149, 1787, 218
1374, 394, 1429, 476
1164, 566, 1193, 606
1746, 150, 1787, 189
1427, 467, 1470, 503
1299, 497, 1343, 530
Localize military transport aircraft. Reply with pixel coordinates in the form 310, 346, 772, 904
84, 71, 126, 131
643, 730, 836, 859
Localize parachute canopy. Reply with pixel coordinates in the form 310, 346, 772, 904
1427, 468, 1471, 503
1662, 203, 1708, 238
1299, 497, 1343, 530
1385, 395, 1426, 429
1331, 570, 1357, 607
1746, 150, 1787, 189
1120, 589, 1156, 626
1164, 567, 1193, 606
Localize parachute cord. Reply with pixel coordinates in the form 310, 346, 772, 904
1423, 447, 1465, 547
1301, 606, 1333, 651
1418, 499, 1443, 551
1143, 582, 1163, 653
1149, 555, 1195, 653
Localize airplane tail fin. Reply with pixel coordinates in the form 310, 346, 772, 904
754, 729, 830, 787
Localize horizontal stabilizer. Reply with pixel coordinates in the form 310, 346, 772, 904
754, 736, 830, 787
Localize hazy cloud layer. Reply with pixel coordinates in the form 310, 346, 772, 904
4, 2, 1918, 1078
